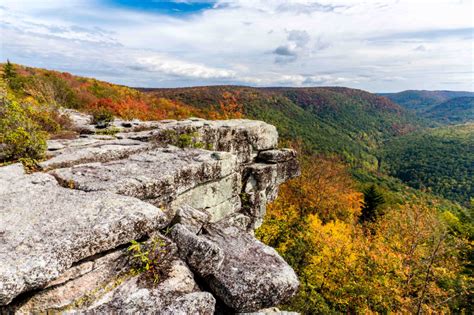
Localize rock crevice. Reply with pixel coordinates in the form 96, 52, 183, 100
0, 111, 300, 314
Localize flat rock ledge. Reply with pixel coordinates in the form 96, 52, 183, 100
0, 111, 300, 314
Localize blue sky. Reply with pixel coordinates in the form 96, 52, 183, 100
104, 0, 216, 15
0, 0, 473, 92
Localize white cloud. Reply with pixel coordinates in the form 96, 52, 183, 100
136, 55, 236, 79
0, 0, 472, 91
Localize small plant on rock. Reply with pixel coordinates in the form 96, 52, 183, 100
177, 132, 205, 149
91, 109, 114, 128
127, 237, 167, 284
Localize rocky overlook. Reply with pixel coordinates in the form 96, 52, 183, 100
0, 111, 300, 314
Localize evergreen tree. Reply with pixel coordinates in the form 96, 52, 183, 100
359, 185, 385, 223
2, 60, 23, 91
3, 60, 16, 80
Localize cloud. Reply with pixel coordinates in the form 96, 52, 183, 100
414, 45, 426, 52
1, 0, 473, 91
369, 27, 474, 43
272, 29, 310, 63
288, 30, 310, 48
273, 45, 297, 56
135, 55, 236, 79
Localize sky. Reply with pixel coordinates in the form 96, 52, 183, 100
0, 0, 473, 92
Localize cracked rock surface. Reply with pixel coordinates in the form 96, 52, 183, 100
0, 111, 300, 314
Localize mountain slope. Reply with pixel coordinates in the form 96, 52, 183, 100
380, 90, 474, 112
142, 86, 424, 168
424, 96, 474, 124
382, 123, 473, 205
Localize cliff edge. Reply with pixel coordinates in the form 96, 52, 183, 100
0, 111, 300, 314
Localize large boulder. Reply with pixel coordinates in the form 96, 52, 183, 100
170, 223, 299, 312
0, 166, 168, 305
50, 147, 238, 207
85, 259, 215, 314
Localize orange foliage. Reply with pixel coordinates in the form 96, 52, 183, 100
9, 64, 208, 122
274, 155, 362, 223
208, 91, 244, 119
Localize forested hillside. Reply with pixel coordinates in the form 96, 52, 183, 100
424, 97, 474, 124
382, 123, 473, 205
1, 63, 472, 314
381, 90, 474, 113
143, 86, 424, 168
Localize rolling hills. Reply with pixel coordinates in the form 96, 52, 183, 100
381, 90, 474, 125
3, 63, 471, 205
424, 96, 474, 124
380, 90, 474, 112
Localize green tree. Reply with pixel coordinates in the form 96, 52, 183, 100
359, 185, 385, 223
3, 60, 23, 92
3, 60, 16, 80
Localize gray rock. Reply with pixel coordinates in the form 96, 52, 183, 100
9, 249, 127, 313
242, 159, 300, 229
172, 205, 211, 234
147, 119, 278, 162
85, 259, 215, 314
170, 223, 299, 312
61, 109, 95, 133
257, 149, 297, 163
162, 291, 215, 315
170, 172, 242, 222
0, 114, 300, 313
42, 139, 150, 170
171, 224, 224, 277
0, 171, 168, 305
204, 222, 299, 312
51, 147, 238, 206
239, 307, 300, 315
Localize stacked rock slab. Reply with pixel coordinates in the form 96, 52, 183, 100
0, 111, 300, 314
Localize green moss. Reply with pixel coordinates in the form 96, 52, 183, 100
95, 127, 120, 136
155, 129, 206, 149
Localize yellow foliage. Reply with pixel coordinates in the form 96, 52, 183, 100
257, 155, 471, 314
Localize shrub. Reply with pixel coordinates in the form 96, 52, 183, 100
0, 95, 48, 162
127, 238, 168, 283
91, 108, 114, 128
95, 127, 120, 136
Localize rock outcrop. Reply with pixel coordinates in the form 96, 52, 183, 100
0, 111, 300, 314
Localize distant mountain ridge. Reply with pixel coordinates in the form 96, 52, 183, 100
380, 90, 474, 124
379, 90, 474, 112
424, 96, 474, 124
